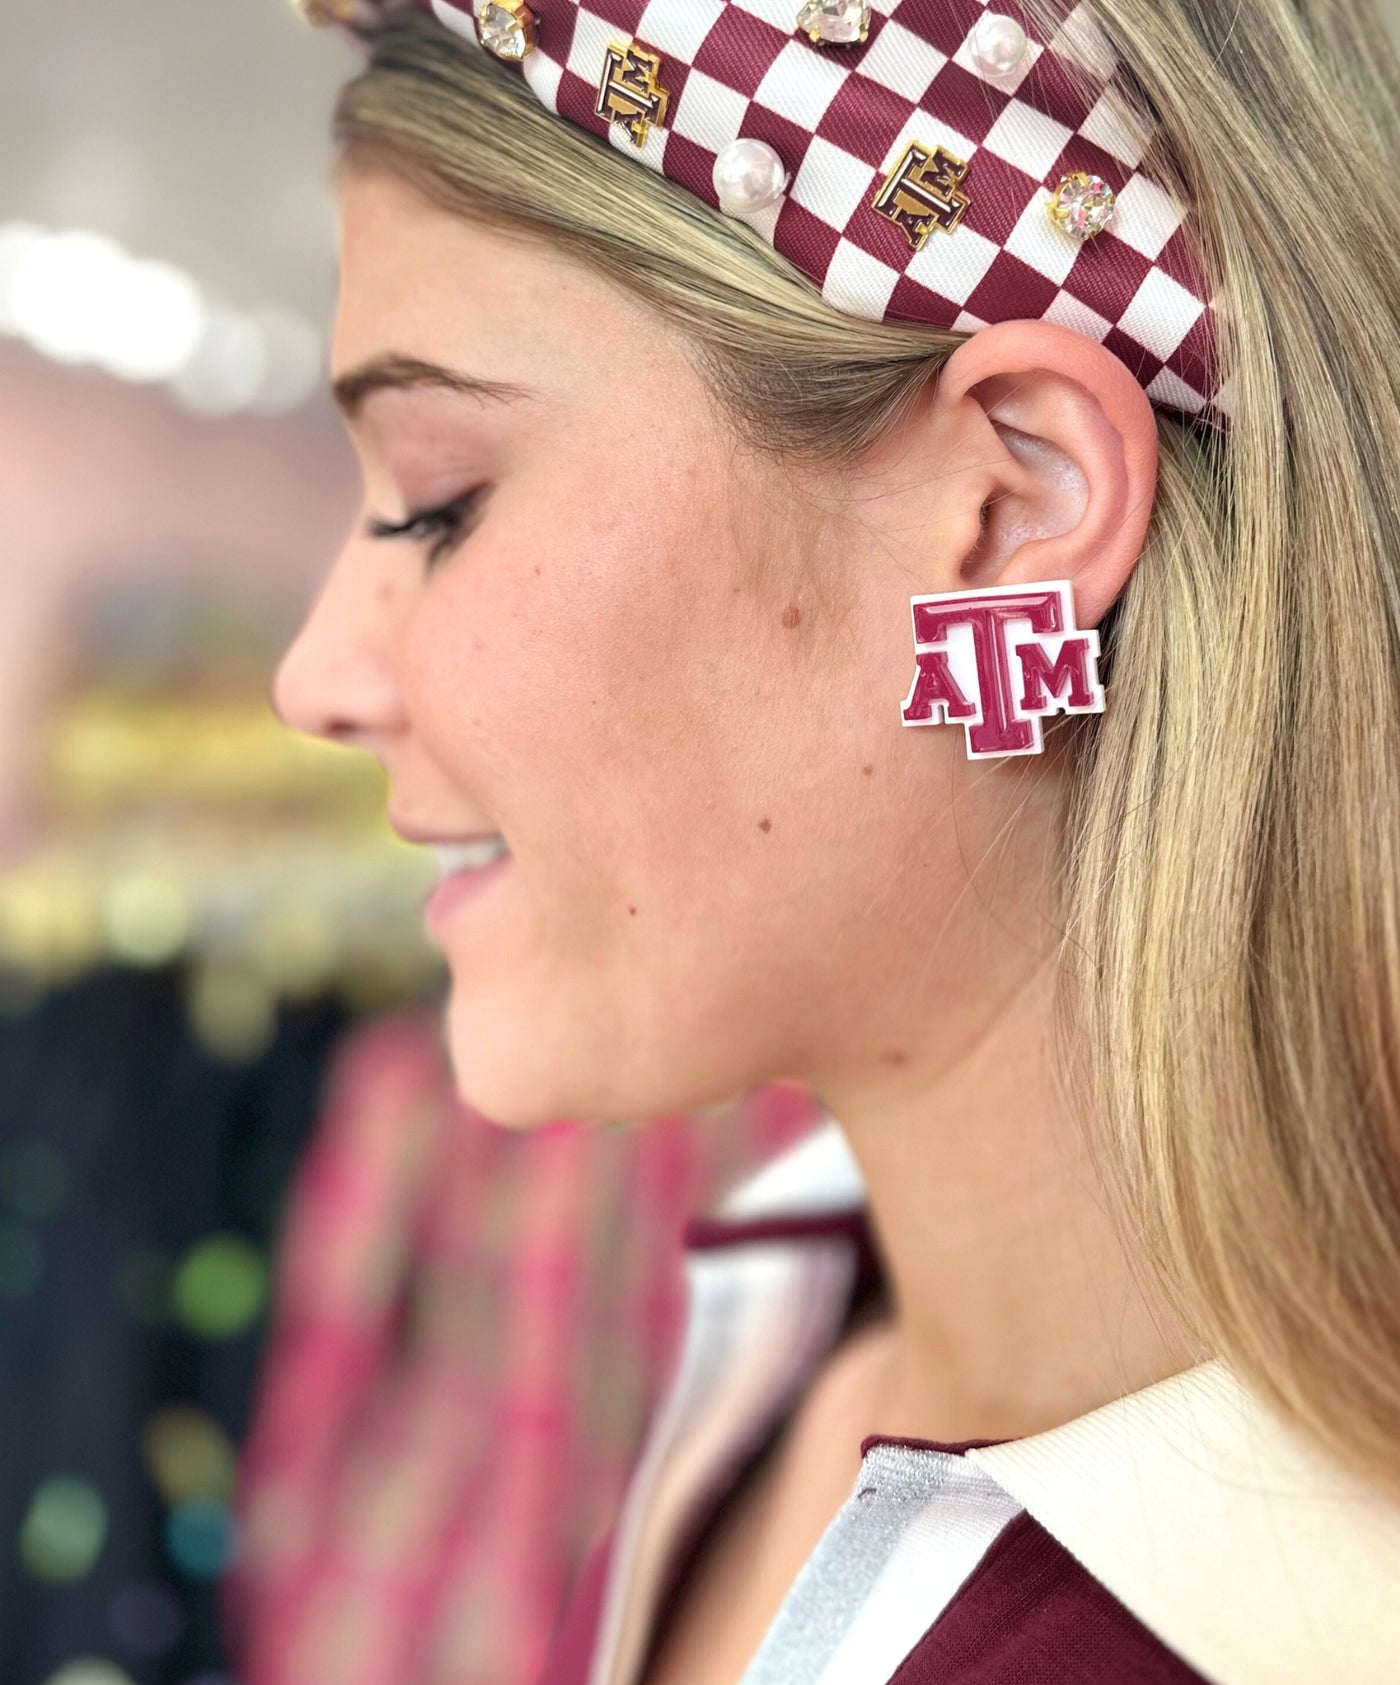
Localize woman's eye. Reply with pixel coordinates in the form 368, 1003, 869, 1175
366, 488, 487, 573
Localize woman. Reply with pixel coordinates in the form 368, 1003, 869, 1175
276, 1, 1400, 1680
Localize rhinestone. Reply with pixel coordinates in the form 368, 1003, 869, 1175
478, 1, 538, 59
1047, 172, 1117, 240
972, 14, 1029, 77
713, 139, 789, 216
796, 1, 871, 47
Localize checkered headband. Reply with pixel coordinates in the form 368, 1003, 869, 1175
327, 0, 1225, 423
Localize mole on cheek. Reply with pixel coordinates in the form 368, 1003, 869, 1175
880, 1049, 909, 1068
862, 764, 874, 776
781, 605, 801, 629
758, 818, 772, 834
628, 905, 637, 916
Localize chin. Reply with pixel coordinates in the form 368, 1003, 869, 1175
440, 988, 623, 1131
440, 982, 745, 1132
442, 1011, 562, 1132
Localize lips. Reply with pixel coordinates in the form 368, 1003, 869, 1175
411, 832, 514, 940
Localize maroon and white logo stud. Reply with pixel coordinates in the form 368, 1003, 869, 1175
900, 581, 1105, 759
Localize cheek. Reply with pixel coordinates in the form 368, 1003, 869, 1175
399, 491, 768, 910
397, 536, 700, 844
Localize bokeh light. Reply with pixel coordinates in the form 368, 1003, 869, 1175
141, 1405, 236, 1506
20, 1477, 109, 1582
40, 1662, 137, 1685
0, 220, 44, 333
172, 1234, 267, 1338
99, 260, 208, 384
0, 218, 325, 416
247, 903, 339, 1000
248, 306, 325, 415
103, 874, 190, 967
164, 1498, 235, 1579
184, 964, 277, 1065
9, 230, 136, 366
168, 308, 268, 418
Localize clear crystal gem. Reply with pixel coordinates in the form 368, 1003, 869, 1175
479, 2, 535, 60
796, 0, 871, 46
1048, 172, 1117, 240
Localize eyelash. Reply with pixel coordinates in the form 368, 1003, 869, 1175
366, 488, 486, 571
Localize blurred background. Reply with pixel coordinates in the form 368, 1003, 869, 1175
2, 3, 1397, 1684
0, 8, 423, 1684
0, 9, 828, 1684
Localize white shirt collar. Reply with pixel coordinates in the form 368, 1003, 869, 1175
732, 1116, 1400, 1682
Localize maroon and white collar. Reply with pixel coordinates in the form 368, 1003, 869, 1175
590, 1117, 1400, 1685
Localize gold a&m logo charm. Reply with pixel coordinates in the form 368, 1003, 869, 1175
872, 141, 972, 249
597, 41, 670, 147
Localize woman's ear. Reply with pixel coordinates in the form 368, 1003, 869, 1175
927, 320, 1159, 629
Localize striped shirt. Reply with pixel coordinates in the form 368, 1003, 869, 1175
540, 1122, 1400, 1685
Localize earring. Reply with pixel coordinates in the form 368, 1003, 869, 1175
899, 581, 1105, 759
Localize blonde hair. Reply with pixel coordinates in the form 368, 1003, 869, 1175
337, 3, 1400, 1496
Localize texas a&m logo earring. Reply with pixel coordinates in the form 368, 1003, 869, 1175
900, 581, 1105, 760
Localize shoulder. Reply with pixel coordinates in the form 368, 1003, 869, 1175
965, 1361, 1400, 1685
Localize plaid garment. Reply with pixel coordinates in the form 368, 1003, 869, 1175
226, 1011, 821, 1685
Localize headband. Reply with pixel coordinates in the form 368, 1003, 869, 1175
299, 0, 1225, 424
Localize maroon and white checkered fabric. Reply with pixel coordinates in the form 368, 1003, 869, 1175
350, 0, 1225, 422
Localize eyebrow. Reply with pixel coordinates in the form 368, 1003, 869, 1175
332, 353, 538, 418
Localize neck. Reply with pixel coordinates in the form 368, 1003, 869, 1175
816, 960, 1201, 1445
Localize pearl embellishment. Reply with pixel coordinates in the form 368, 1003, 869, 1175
972, 14, 1029, 77
713, 139, 789, 216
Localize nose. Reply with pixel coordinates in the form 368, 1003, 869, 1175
272, 537, 408, 749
